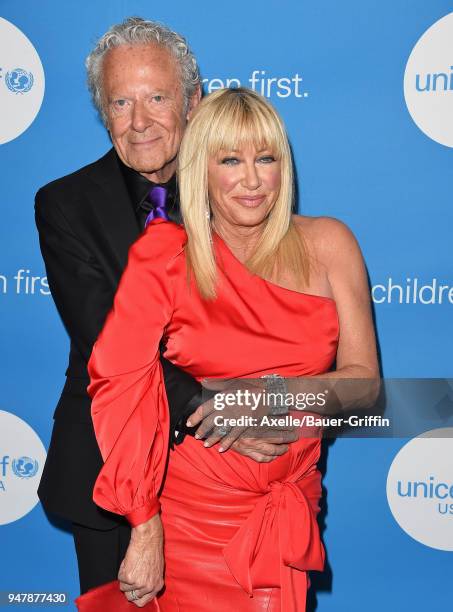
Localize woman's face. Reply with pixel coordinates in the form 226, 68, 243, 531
207, 144, 281, 230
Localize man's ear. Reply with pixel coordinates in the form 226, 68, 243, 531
186, 84, 202, 121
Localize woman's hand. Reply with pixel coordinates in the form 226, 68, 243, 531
118, 514, 164, 607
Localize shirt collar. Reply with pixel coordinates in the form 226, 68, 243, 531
117, 153, 177, 210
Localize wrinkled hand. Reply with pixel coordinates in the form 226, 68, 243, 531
119, 514, 164, 607
187, 378, 298, 457
230, 428, 298, 462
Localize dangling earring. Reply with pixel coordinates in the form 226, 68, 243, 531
207, 208, 213, 244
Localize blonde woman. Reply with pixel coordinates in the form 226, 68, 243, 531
87, 88, 378, 611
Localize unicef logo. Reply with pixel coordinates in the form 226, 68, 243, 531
11, 456, 39, 479
0, 411, 46, 525
0, 18, 44, 144
404, 12, 453, 147
5, 68, 34, 94
387, 428, 453, 551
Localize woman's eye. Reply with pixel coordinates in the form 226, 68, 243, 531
258, 155, 276, 163
220, 157, 239, 165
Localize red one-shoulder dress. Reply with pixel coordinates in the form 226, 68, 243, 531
87, 219, 339, 611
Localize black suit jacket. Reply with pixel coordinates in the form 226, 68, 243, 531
35, 148, 200, 529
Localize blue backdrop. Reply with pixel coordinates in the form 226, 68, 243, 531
1, 1, 452, 609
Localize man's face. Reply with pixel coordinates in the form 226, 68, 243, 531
102, 44, 198, 183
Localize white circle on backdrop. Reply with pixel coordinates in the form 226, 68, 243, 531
387, 428, 453, 551
0, 410, 46, 525
0, 17, 45, 145
404, 12, 453, 147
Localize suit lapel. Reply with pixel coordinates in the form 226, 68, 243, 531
86, 148, 141, 270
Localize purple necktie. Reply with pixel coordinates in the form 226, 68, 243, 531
144, 185, 169, 228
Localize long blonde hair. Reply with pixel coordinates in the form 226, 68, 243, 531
178, 87, 308, 299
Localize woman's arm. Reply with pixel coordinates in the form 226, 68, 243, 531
88, 219, 186, 523
87, 220, 186, 604
287, 216, 380, 410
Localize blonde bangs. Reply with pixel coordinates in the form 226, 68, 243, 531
204, 93, 286, 160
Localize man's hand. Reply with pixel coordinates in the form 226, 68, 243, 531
187, 378, 299, 459
118, 514, 164, 607
230, 429, 298, 462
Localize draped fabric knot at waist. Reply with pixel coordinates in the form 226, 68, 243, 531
223, 470, 325, 612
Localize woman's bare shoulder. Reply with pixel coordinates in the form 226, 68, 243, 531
292, 214, 360, 264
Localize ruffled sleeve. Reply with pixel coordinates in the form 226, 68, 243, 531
87, 219, 186, 527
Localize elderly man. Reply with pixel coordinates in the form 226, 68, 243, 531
35, 17, 294, 605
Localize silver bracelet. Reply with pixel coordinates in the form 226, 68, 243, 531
260, 374, 289, 416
